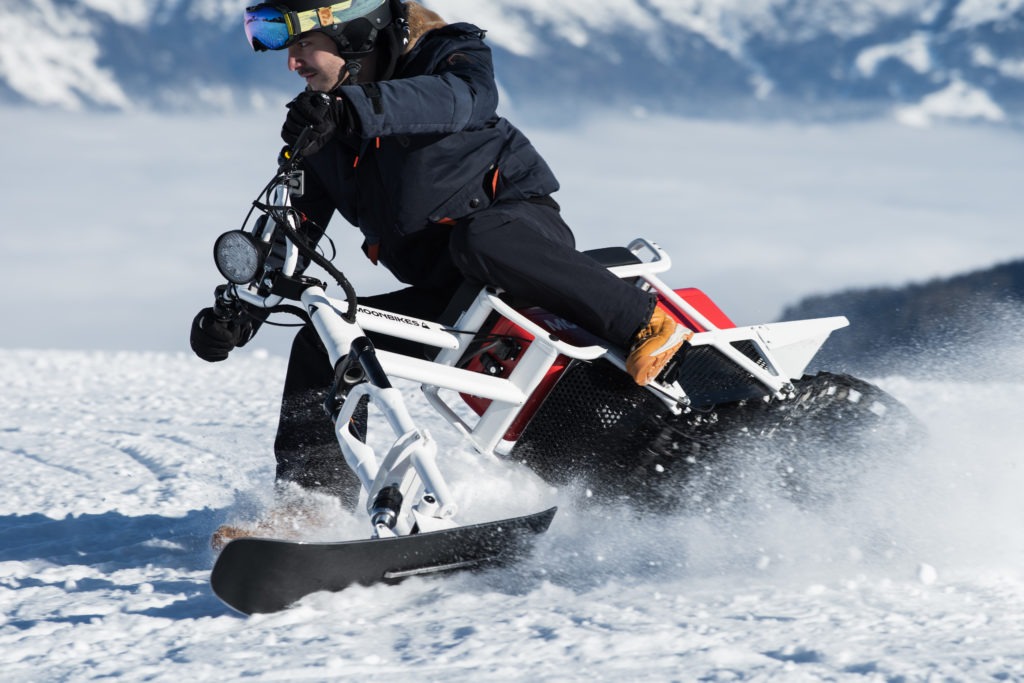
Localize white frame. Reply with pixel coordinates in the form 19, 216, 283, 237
226, 175, 848, 538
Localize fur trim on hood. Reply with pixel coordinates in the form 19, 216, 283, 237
403, 1, 447, 53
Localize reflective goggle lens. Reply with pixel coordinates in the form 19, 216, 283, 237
244, 5, 293, 51
244, 1, 389, 52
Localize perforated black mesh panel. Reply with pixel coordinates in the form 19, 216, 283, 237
512, 361, 667, 485
670, 342, 768, 409
511, 345, 773, 489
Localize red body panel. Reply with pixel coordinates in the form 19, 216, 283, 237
459, 313, 570, 442
460, 288, 734, 442
660, 287, 735, 332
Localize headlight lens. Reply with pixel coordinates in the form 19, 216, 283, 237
214, 230, 265, 285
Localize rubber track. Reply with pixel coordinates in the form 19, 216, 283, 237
514, 371, 923, 508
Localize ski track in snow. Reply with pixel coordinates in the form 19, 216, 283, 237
2, 347, 1024, 681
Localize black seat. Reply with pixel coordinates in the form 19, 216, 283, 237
583, 246, 642, 268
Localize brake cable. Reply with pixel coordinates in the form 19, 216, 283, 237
252, 127, 359, 324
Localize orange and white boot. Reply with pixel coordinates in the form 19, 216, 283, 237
625, 307, 692, 386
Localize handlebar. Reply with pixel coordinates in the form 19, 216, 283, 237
218, 125, 359, 324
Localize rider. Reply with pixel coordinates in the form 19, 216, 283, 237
190, 0, 691, 507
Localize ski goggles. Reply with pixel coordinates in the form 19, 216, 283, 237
244, 0, 389, 52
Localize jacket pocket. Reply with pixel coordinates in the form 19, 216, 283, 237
425, 165, 496, 224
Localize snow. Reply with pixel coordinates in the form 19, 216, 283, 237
433, 0, 945, 54
79, 0, 150, 27
427, 0, 662, 56
0, 3, 130, 110
971, 44, 1024, 80
952, 0, 1024, 29
855, 32, 933, 78
895, 79, 1008, 126
4, 345, 1024, 679
425, 0, 542, 56
4, 104, 1024, 679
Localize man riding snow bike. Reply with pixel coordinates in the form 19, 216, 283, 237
191, 0, 691, 526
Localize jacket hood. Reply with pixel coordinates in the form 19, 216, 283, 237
403, 1, 447, 54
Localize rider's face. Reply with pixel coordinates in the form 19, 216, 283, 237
287, 32, 347, 92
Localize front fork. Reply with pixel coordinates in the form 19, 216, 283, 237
302, 286, 458, 538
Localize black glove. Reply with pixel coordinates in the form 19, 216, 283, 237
189, 308, 255, 363
281, 91, 349, 156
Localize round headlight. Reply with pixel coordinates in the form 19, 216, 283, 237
214, 230, 265, 285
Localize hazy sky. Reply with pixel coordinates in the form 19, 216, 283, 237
3, 108, 1022, 355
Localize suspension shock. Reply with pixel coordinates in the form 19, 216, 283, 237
370, 485, 404, 531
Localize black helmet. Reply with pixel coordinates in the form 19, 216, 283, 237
244, 0, 404, 55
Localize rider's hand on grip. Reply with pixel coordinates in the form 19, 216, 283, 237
281, 91, 350, 157
190, 308, 255, 363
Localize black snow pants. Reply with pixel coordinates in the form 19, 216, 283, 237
273, 198, 656, 501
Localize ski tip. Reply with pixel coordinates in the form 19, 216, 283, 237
209, 505, 560, 615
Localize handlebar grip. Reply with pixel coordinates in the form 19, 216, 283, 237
292, 126, 314, 156
213, 286, 241, 322
279, 126, 316, 170
212, 300, 237, 322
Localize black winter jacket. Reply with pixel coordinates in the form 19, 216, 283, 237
293, 21, 560, 288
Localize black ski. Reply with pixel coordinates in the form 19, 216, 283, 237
211, 507, 557, 614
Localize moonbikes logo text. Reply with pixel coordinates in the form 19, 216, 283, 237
357, 307, 430, 328
542, 317, 578, 332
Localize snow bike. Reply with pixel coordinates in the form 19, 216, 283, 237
207, 135, 918, 614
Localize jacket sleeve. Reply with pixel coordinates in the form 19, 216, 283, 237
340, 30, 499, 137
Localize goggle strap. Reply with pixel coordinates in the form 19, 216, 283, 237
283, 10, 300, 37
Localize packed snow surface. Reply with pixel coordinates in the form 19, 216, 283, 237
3, 345, 1024, 680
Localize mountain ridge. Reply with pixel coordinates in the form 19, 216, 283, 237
4, 0, 1024, 125
781, 257, 1024, 378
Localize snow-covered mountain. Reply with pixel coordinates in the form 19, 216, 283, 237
4, 0, 1024, 124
